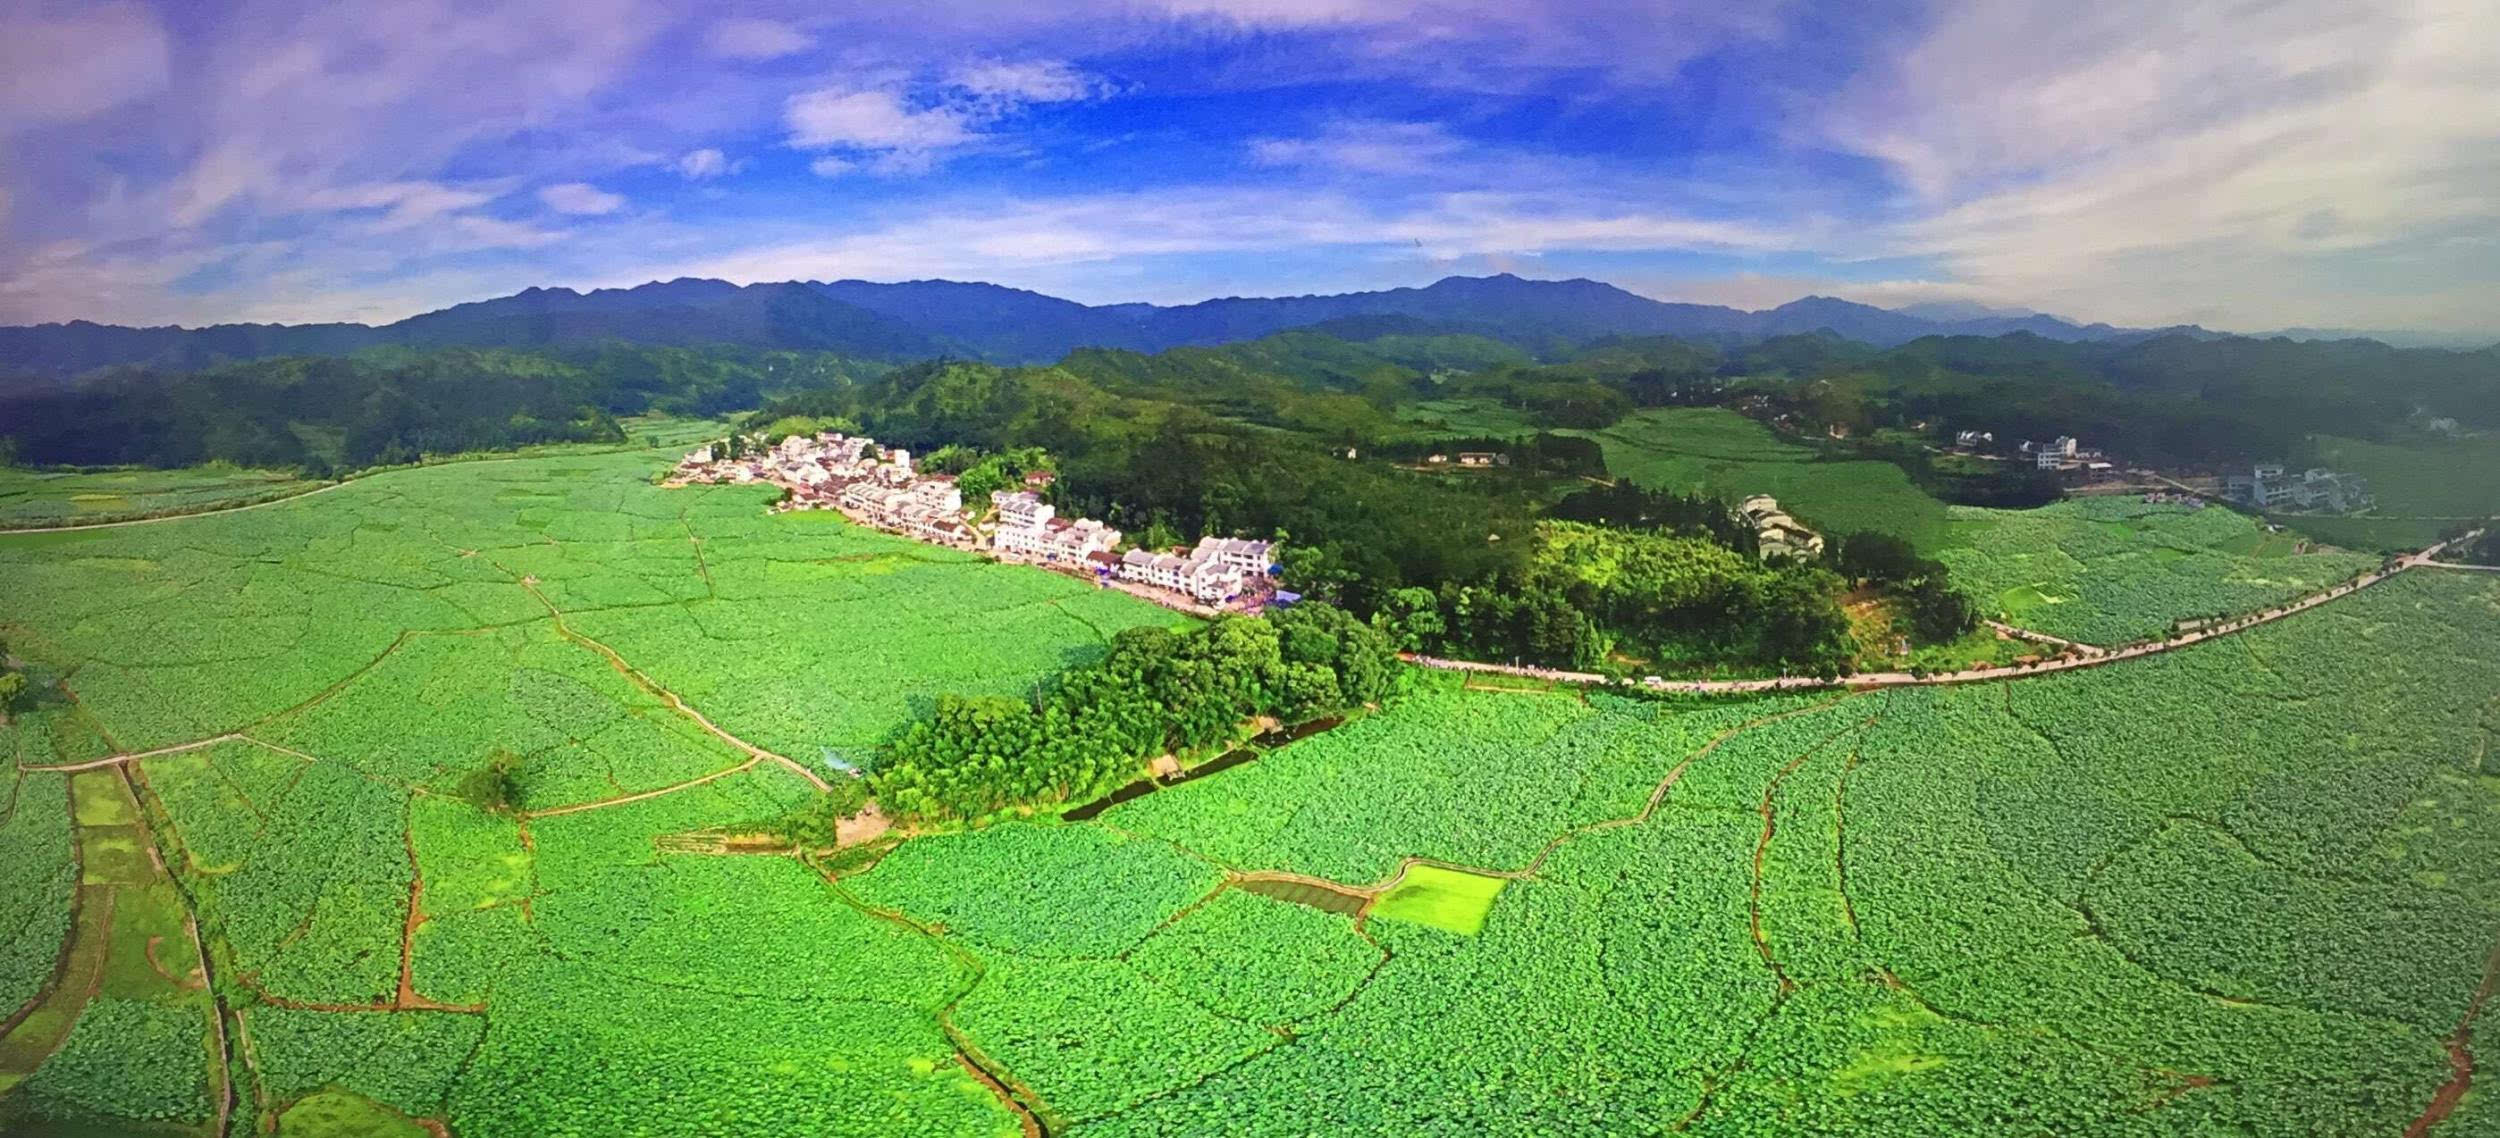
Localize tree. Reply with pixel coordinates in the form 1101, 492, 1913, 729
1831, 530, 1934, 585
0, 636, 23, 718
1906, 578, 1980, 642
457, 748, 527, 813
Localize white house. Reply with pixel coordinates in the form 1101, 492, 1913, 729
1193, 536, 1275, 574
992, 490, 1054, 530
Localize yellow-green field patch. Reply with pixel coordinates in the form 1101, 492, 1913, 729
1368, 863, 1508, 935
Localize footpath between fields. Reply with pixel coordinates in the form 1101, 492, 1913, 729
1407, 530, 2483, 696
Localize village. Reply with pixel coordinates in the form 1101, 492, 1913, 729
666, 431, 1285, 614
1948, 430, 2373, 514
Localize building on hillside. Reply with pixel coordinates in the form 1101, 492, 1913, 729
1738, 495, 1824, 561
1456, 451, 1503, 467
2224, 462, 2371, 512
908, 477, 962, 515
1953, 429, 1995, 449
1193, 535, 1276, 574
991, 489, 1054, 530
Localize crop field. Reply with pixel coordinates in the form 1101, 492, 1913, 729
1566, 408, 1956, 549
3, 442, 2497, 1135
0, 443, 1179, 1134
2314, 433, 2500, 520
0, 465, 329, 530
1390, 396, 1544, 440
1938, 496, 2385, 644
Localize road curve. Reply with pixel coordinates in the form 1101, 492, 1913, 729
1411, 532, 2482, 696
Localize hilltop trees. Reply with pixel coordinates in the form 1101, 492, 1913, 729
870, 604, 1399, 824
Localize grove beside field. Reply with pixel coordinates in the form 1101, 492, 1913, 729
2, 445, 2497, 1137
0, 465, 326, 529
1938, 496, 2384, 644
1565, 407, 1957, 550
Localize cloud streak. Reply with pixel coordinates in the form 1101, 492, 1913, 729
0, 0, 2488, 335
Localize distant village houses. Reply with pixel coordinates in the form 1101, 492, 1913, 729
668, 431, 1281, 612
1738, 495, 1825, 561
1116, 536, 1277, 605
2223, 463, 2372, 513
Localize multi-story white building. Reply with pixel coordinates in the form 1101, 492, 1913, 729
992, 490, 1054, 530
1193, 536, 1275, 574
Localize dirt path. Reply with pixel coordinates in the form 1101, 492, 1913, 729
1750, 746, 1823, 993
522, 755, 763, 819
19, 732, 242, 773
1408, 531, 2482, 695
2405, 935, 2500, 1138
0, 479, 357, 534
394, 813, 482, 1014
507, 574, 834, 794
798, 854, 1056, 1136
119, 763, 236, 1138
1986, 620, 2102, 655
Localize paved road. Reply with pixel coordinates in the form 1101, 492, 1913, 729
1412, 531, 2482, 695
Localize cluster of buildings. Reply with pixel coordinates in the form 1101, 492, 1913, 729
676, 432, 982, 547
2142, 491, 2208, 509
990, 489, 1122, 564
1423, 451, 1507, 467
1115, 536, 1280, 605
670, 431, 1285, 610
2224, 464, 2372, 513
2020, 435, 2115, 473
1739, 495, 1825, 561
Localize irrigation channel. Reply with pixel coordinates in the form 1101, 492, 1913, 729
1062, 716, 1343, 822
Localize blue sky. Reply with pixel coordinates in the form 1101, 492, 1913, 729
1, 0, 2492, 333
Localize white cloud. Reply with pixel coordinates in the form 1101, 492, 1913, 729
538, 182, 626, 215
635, 185, 1808, 294
785, 89, 976, 152
948, 59, 1114, 105
674, 148, 732, 180
0, 2, 171, 130
808, 156, 860, 178
303, 181, 502, 229
1836, 0, 2500, 331
704, 17, 814, 61
1251, 120, 1469, 174
782, 60, 1112, 176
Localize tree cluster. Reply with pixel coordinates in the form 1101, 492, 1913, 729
1371, 522, 1857, 674
870, 603, 1397, 823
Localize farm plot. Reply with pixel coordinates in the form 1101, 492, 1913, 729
1060, 572, 2500, 1134
0, 771, 76, 1025
3, 770, 223, 1133
0, 443, 1168, 1133
1937, 496, 2382, 643
0, 464, 326, 529
1567, 408, 1955, 549
1103, 681, 1800, 884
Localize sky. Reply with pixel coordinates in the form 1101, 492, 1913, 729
0, 0, 2493, 334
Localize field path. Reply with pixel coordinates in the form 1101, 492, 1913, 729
523, 755, 764, 819
1411, 530, 2482, 695
0, 439, 703, 535
0, 479, 356, 534
505, 572, 835, 794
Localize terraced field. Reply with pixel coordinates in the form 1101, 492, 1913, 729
3, 445, 2495, 1137
1938, 496, 2383, 644
0, 444, 1181, 1135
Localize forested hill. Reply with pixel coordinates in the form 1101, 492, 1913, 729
2, 274, 2232, 379
0, 345, 881, 473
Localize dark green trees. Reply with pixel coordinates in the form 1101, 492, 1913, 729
870, 604, 1399, 824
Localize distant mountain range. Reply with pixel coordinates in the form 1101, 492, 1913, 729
2, 273, 2468, 380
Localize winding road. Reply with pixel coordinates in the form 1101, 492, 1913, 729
1409, 531, 2484, 695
